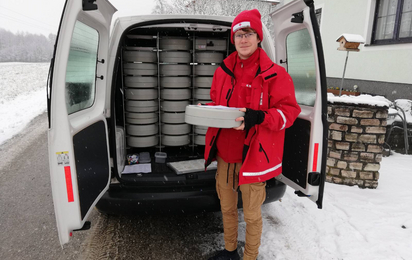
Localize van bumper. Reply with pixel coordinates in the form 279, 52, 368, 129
95, 178, 286, 215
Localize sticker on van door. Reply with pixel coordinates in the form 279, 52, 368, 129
56, 151, 70, 166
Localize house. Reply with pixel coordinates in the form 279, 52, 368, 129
277, 0, 412, 101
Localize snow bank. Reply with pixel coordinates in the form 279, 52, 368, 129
259, 152, 412, 260
0, 63, 49, 145
327, 93, 392, 108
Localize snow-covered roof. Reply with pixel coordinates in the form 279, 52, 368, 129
336, 33, 365, 43
327, 93, 392, 107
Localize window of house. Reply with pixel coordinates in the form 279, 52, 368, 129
372, 0, 412, 44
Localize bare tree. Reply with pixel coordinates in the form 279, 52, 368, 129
0, 28, 55, 62
152, 0, 278, 38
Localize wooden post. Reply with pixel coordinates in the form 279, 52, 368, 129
339, 51, 349, 97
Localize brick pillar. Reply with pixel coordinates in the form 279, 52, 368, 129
326, 103, 389, 188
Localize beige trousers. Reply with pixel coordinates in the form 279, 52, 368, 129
215, 157, 266, 260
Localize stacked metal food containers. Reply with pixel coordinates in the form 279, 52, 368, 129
122, 35, 227, 148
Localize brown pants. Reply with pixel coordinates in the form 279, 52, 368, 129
215, 157, 266, 260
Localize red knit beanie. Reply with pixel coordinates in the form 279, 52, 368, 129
231, 9, 263, 44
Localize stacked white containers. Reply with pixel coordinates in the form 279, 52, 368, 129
159, 37, 191, 146
193, 38, 225, 145
122, 33, 226, 148
123, 36, 159, 148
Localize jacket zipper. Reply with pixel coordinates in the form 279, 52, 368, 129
226, 78, 235, 106
259, 142, 270, 163
209, 135, 215, 146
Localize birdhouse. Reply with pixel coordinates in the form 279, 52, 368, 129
336, 34, 365, 52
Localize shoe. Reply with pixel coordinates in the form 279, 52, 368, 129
208, 249, 240, 260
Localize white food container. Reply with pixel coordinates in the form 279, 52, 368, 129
185, 105, 244, 128
160, 89, 191, 100
124, 76, 157, 88
125, 88, 158, 100
160, 51, 191, 63
161, 77, 191, 88
127, 135, 158, 148
160, 37, 191, 50
161, 135, 190, 146
160, 64, 191, 76
123, 51, 157, 63
126, 100, 158, 112
126, 124, 158, 136
123, 63, 157, 76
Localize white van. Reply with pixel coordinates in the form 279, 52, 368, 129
47, 0, 328, 245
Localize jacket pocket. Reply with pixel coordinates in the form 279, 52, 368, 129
248, 182, 266, 210
259, 142, 270, 163
240, 83, 252, 107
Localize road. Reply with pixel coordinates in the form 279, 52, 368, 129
0, 112, 234, 260
0, 112, 91, 259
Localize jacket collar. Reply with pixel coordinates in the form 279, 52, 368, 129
220, 48, 278, 82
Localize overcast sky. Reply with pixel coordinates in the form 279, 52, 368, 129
0, 0, 156, 36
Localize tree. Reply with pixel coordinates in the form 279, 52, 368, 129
0, 28, 55, 62
152, 0, 279, 37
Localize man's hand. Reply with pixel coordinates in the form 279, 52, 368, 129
234, 108, 247, 130
234, 108, 265, 131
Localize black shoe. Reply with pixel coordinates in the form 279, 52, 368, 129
208, 249, 240, 260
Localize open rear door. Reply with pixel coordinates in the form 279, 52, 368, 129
47, 0, 116, 245
271, 0, 327, 208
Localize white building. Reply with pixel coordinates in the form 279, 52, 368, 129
280, 0, 412, 100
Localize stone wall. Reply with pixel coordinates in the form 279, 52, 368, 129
326, 103, 388, 188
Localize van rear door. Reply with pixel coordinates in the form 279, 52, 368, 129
271, 0, 327, 208
47, 0, 116, 245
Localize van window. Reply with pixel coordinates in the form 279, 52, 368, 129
286, 28, 316, 107
65, 21, 99, 114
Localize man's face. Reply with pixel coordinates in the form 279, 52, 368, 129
234, 28, 261, 60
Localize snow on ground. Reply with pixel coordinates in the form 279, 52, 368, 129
203, 152, 412, 260
1, 62, 412, 259
258, 152, 412, 260
0, 62, 49, 145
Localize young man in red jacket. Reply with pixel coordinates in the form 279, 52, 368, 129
206, 9, 301, 260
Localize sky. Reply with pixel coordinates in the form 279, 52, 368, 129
0, 0, 157, 37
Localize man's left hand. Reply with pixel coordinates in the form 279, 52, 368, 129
234, 108, 265, 131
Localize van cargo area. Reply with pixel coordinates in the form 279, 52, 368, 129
96, 19, 287, 214
111, 21, 235, 182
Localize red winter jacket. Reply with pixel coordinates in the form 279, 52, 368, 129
204, 48, 301, 185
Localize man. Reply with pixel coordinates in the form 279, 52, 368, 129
204, 9, 301, 260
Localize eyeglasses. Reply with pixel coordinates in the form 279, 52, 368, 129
234, 32, 257, 40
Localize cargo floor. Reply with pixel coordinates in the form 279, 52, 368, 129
120, 146, 216, 185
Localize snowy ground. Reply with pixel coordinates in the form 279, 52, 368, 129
1, 63, 411, 259
0, 62, 49, 145
259, 152, 412, 260
201, 151, 412, 260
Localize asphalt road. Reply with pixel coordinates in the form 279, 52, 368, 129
0, 112, 92, 260
0, 112, 234, 260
